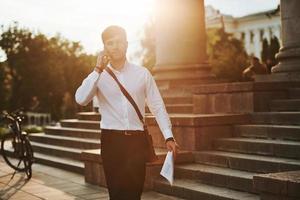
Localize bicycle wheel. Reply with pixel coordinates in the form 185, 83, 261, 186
23, 137, 34, 179
25, 164, 32, 179
1, 133, 33, 172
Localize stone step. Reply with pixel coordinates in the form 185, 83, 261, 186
73, 113, 250, 128
31, 141, 82, 160
60, 119, 100, 129
81, 148, 194, 166
270, 99, 300, 111
234, 124, 300, 141
29, 133, 100, 149
146, 113, 251, 127
153, 178, 259, 200
288, 88, 300, 99
214, 137, 300, 159
252, 112, 300, 125
33, 152, 84, 174
146, 104, 194, 114
156, 78, 220, 90
166, 104, 193, 114
175, 163, 257, 193
45, 126, 101, 139
160, 88, 193, 97
195, 150, 300, 173
77, 112, 100, 121
163, 96, 193, 104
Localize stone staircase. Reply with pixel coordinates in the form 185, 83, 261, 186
27, 85, 300, 199
28, 125, 101, 174
151, 88, 300, 199
27, 95, 194, 175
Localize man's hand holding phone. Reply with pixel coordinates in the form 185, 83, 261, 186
94, 51, 110, 73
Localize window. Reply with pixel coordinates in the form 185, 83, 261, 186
250, 31, 254, 43
260, 29, 264, 41
241, 32, 245, 41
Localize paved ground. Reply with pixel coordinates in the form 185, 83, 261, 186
0, 157, 182, 200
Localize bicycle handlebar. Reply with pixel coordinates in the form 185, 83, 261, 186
0, 108, 26, 123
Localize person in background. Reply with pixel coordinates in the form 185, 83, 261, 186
243, 56, 268, 81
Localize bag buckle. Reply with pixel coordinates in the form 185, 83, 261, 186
124, 131, 132, 136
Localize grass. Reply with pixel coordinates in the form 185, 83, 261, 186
23, 125, 44, 134
0, 125, 43, 139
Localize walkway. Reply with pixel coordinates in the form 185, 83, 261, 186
0, 158, 182, 200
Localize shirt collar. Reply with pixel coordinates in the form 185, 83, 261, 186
108, 60, 130, 74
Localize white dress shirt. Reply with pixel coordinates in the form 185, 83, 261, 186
75, 61, 173, 140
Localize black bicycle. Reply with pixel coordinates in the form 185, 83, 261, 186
0, 110, 34, 180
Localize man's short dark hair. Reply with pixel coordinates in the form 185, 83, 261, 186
252, 56, 259, 62
101, 25, 127, 43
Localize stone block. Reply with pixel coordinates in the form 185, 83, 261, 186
214, 93, 231, 113
231, 92, 254, 113
193, 94, 213, 114
195, 126, 233, 150
81, 149, 194, 189
254, 171, 300, 200
146, 114, 249, 151
254, 91, 286, 112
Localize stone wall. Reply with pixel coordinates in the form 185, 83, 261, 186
192, 81, 300, 114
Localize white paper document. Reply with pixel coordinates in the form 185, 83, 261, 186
160, 151, 174, 185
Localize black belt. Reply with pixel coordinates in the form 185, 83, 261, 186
101, 129, 144, 136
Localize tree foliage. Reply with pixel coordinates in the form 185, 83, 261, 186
0, 23, 95, 120
269, 36, 280, 64
137, 19, 156, 70
207, 28, 249, 81
138, 21, 248, 81
261, 36, 280, 64
261, 38, 269, 63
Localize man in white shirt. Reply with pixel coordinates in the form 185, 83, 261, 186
75, 25, 178, 200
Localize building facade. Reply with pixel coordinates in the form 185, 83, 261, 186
205, 5, 281, 60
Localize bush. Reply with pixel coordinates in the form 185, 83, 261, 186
23, 125, 43, 134
0, 127, 9, 138
207, 28, 249, 82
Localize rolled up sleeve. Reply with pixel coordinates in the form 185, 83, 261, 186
75, 71, 100, 106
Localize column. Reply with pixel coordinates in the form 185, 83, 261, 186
244, 30, 251, 55
271, 0, 300, 73
153, 0, 214, 84
253, 29, 261, 58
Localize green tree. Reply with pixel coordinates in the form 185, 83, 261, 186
269, 36, 280, 64
261, 38, 269, 63
0, 61, 12, 110
207, 28, 249, 81
137, 22, 248, 81
137, 19, 156, 70
0, 23, 95, 120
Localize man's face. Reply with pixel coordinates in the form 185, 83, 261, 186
251, 58, 259, 65
104, 34, 128, 61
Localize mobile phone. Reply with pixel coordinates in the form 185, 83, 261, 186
101, 50, 110, 67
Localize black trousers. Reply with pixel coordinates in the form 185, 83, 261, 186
101, 129, 147, 200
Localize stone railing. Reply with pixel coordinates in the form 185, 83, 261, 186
25, 112, 51, 126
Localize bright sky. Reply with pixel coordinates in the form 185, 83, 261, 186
0, 0, 280, 61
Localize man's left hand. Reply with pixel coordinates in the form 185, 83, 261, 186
166, 140, 180, 160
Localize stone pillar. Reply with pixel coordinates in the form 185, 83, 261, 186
253, 29, 261, 58
271, 0, 300, 74
153, 0, 214, 86
244, 30, 251, 55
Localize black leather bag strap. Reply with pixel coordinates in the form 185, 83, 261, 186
105, 67, 145, 126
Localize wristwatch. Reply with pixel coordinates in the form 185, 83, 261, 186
165, 137, 175, 143
94, 66, 103, 73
